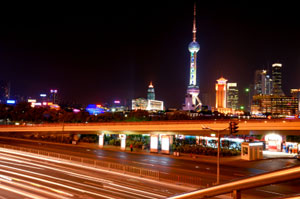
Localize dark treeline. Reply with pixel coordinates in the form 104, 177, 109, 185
0, 102, 224, 124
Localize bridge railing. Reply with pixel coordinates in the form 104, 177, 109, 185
0, 144, 203, 187
167, 165, 300, 199
0, 119, 297, 128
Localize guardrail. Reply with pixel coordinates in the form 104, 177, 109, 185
0, 144, 203, 187
167, 165, 300, 199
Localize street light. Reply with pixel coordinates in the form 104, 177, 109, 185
201, 125, 229, 185
245, 88, 250, 112
202, 122, 238, 185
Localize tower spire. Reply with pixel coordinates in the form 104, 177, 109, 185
193, 2, 196, 42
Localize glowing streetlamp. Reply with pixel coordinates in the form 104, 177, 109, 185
245, 88, 251, 112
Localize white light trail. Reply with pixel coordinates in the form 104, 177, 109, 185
0, 148, 194, 192
0, 160, 44, 170
0, 183, 47, 199
0, 177, 71, 199
104, 184, 161, 199
0, 167, 116, 199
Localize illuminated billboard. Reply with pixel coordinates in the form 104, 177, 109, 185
119, 134, 126, 151
161, 135, 170, 154
86, 104, 107, 115
99, 133, 104, 149
6, 100, 16, 104
147, 100, 164, 111
150, 135, 158, 153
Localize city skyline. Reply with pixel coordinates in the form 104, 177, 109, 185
0, 1, 300, 107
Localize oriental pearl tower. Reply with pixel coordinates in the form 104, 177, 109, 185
183, 3, 202, 111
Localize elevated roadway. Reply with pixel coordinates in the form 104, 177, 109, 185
0, 120, 300, 135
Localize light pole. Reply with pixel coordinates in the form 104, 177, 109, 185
202, 125, 229, 185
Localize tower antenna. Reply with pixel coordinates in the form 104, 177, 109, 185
193, 2, 197, 42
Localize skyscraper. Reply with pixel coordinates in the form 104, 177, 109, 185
0, 81, 10, 104
271, 63, 284, 96
254, 69, 273, 95
215, 77, 228, 109
254, 70, 267, 95
183, 3, 201, 111
227, 83, 239, 110
147, 82, 155, 100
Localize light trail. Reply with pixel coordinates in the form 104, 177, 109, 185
0, 147, 193, 192
0, 177, 72, 199
106, 182, 167, 198
0, 183, 48, 199
0, 153, 168, 198
0, 160, 45, 170
103, 184, 160, 199
0, 167, 116, 199
0, 147, 190, 198
10, 175, 74, 197
0, 156, 112, 184
0, 160, 167, 199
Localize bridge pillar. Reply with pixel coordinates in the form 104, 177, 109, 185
119, 134, 126, 151
150, 135, 158, 153
98, 133, 104, 149
161, 135, 170, 154
232, 190, 241, 199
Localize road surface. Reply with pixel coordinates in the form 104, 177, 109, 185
0, 147, 191, 199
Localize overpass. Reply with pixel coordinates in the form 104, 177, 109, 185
0, 120, 300, 135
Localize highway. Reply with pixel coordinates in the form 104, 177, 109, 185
0, 147, 192, 199
0, 138, 300, 198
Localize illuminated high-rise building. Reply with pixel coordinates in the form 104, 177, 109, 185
251, 95, 298, 117
50, 89, 58, 104
183, 3, 201, 111
254, 69, 273, 95
291, 89, 300, 114
271, 63, 284, 96
215, 77, 228, 109
227, 83, 239, 110
254, 70, 267, 95
147, 82, 155, 100
265, 75, 273, 95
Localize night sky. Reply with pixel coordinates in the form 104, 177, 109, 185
0, 1, 300, 108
